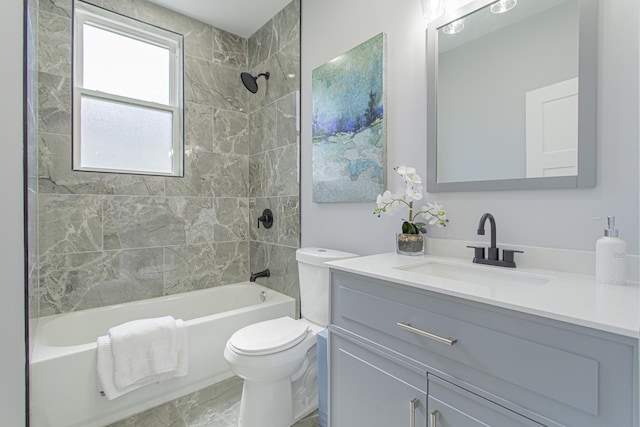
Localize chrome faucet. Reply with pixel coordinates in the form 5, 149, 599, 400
467, 213, 523, 268
250, 269, 270, 282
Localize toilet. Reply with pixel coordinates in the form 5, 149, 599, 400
224, 247, 357, 427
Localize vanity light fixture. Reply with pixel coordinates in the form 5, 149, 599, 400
490, 0, 517, 14
442, 18, 464, 34
422, 0, 445, 20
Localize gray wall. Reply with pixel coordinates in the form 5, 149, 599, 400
301, 0, 639, 258
32, 0, 300, 317
2, 0, 26, 424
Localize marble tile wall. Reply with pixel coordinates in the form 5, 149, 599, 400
31, 0, 302, 424
27, 0, 40, 351
247, 0, 302, 316
34, 0, 258, 316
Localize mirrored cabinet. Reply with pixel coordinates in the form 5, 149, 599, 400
426, 0, 598, 192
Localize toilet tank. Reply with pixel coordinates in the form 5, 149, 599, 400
296, 248, 358, 326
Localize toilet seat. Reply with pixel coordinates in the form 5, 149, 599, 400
229, 317, 310, 356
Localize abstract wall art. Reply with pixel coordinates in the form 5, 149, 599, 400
311, 33, 386, 203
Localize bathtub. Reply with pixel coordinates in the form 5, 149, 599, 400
29, 283, 296, 427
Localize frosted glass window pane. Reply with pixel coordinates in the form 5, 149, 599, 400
83, 24, 170, 105
80, 95, 174, 173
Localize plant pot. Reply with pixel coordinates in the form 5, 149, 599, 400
396, 233, 425, 256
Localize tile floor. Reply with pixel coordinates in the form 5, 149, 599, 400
108, 376, 319, 427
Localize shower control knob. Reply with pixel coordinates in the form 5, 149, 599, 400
257, 209, 273, 229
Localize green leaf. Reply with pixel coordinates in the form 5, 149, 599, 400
414, 222, 427, 233
402, 221, 420, 234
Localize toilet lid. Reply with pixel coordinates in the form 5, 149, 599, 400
229, 317, 310, 356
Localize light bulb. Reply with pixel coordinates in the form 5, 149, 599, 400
442, 19, 464, 35
490, 0, 517, 14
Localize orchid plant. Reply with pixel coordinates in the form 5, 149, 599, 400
373, 166, 449, 234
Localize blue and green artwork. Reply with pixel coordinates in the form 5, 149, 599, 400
312, 33, 386, 203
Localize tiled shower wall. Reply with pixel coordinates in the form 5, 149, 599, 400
247, 0, 302, 314
27, 0, 40, 341
33, 0, 300, 317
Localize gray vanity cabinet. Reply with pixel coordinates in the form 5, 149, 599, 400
328, 270, 639, 427
330, 333, 427, 426
428, 375, 543, 426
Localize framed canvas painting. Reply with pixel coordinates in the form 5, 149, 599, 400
312, 33, 386, 203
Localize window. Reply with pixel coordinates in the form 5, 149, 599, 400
73, 1, 184, 176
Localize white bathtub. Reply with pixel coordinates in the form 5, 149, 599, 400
29, 283, 296, 427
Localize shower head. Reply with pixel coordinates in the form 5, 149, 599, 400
241, 71, 270, 93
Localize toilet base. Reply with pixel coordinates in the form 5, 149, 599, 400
239, 378, 293, 427
237, 347, 319, 427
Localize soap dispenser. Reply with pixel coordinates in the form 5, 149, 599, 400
594, 216, 627, 286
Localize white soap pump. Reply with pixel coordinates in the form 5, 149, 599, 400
594, 216, 627, 286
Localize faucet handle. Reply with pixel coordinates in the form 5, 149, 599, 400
466, 245, 485, 261
502, 249, 524, 263
257, 208, 274, 229
487, 247, 500, 261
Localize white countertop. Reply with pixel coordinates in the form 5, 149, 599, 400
327, 253, 640, 339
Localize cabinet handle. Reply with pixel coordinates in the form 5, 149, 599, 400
396, 322, 458, 346
430, 410, 440, 427
409, 398, 419, 427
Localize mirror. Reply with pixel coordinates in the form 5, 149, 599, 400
426, 0, 598, 192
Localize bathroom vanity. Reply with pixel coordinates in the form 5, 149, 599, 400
327, 254, 640, 426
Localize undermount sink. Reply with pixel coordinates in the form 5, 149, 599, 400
394, 260, 554, 287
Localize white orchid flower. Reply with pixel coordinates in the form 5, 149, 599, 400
375, 190, 403, 216
404, 170, 422, 184
376, 190, 393, 209
396, 166, 416, 177
406, 184, 423, 201
425, 211, 439, 226
421, 202, 448, 227
425, 201, 442, 212
406, 174, 422, 184
374, 166, 449, 231
397, 166, 422, 186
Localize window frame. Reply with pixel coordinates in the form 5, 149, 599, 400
72, 1, 184, 177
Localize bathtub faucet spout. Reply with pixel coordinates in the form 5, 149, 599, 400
250, 269, 270, 282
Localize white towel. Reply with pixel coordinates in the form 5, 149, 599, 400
110, 316, 179, 389
96, 318, 188, 400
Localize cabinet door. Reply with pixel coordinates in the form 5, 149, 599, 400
330, 333, 427, 427
427, 375, 544, 427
